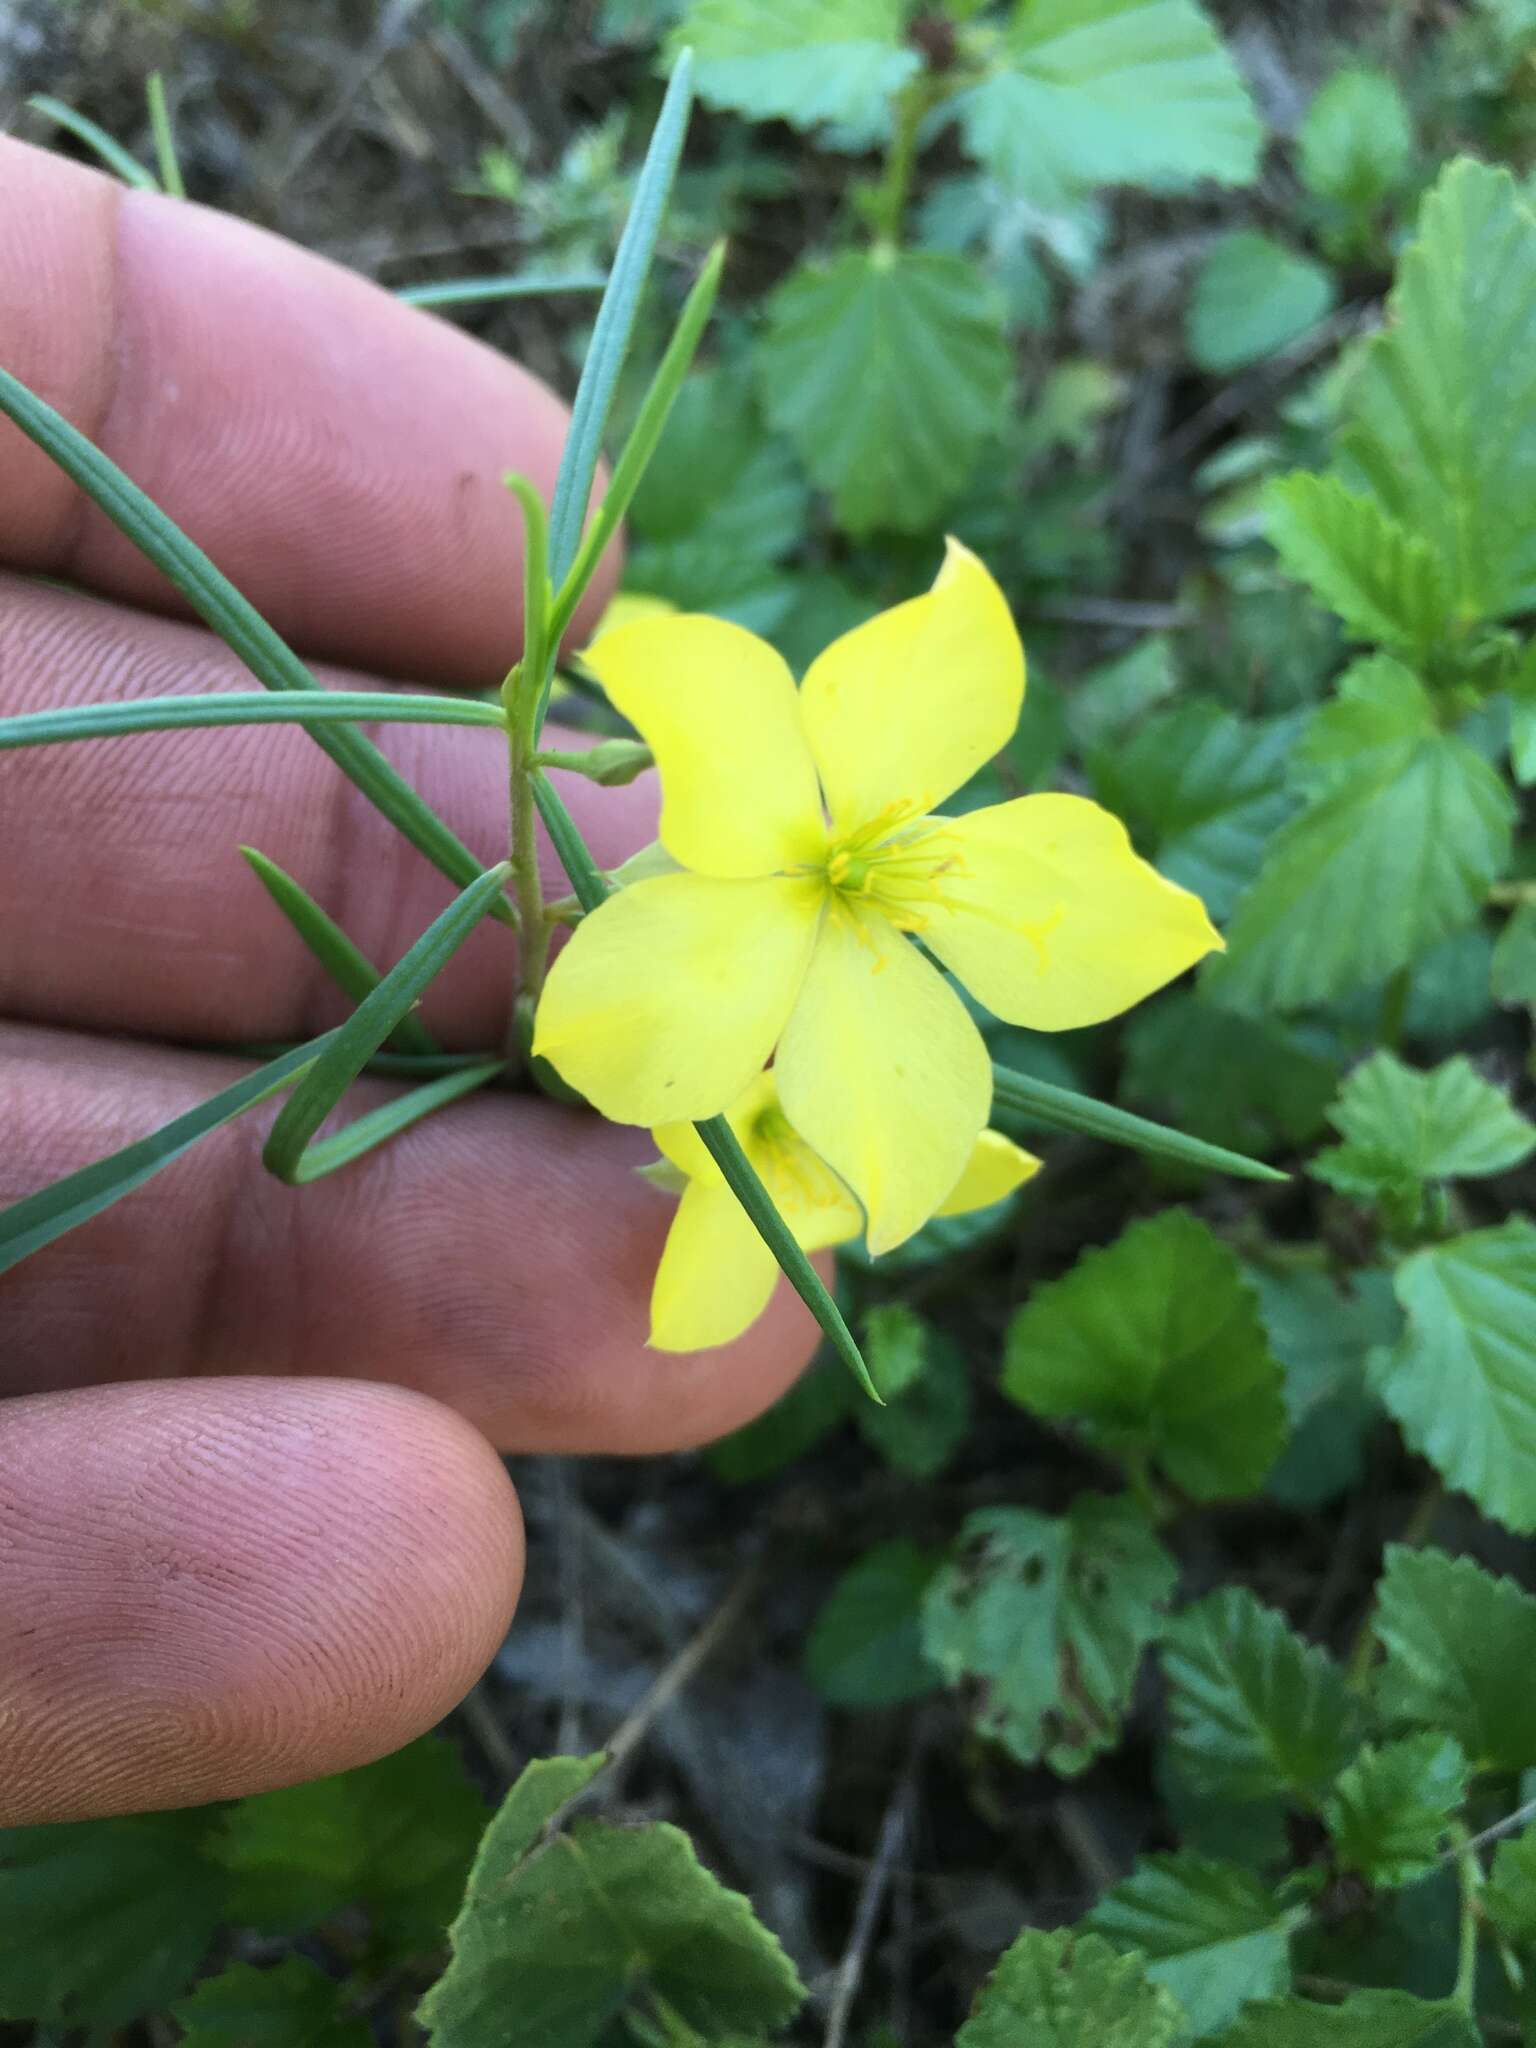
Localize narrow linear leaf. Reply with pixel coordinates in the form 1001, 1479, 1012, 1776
144, 72, 184, 199
990, 1062, 1288, 1183
531, 774, 874, 1397
242, 847, 438, 1056
397, 272, 608, 308
26, 94, 158, 187
263, 865, 510, 1184
287, 1062, 505, 1183
0, 690, 504, 751
0, 1037, 332, 1278
548, 241, 725, 653
0, 365, 514, 925
544, 49, 694, 593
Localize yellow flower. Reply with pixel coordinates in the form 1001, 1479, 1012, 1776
534, 540, 1221, 1252
646, 1073, 1040, 1351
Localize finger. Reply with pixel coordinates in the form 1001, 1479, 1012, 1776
0, 575, 654, 1048
0, 135, 618, 680
0, 1375, 524, 1824
0, 1024, 821, 1449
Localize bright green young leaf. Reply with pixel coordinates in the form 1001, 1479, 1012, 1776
1163, 1587, 1360, 1806
1339, 157, 1536, 625
1086, 700, 1300, 923
1003, 1210, 1287, 1500
957, 1928, 1182, 2048
1250, 1266, 1395, 1511
1297, 68, 1413, 212
1313, 1051, 1536, 1207
1484, 1825, 1536, 1949
758, 247, 1010, 534
0, 1809, 228, 2026
1372, 1543, 1536, 1770
1266, 474, 1457, 658
804, 1540, 942, 1708
418, 1757, 804, 2046
216, 1738, 486, 1950
1493, 901, 1536, 1002
1209, 657, 1514, 1015
1189, 233, 1335, 374
1373, 1220, 1536, 1532
672, 0, 918, 141
1087, 1852, 1302, 2037
922, 1495, 1177, 1774
1324, 1734, 1470, 1888
1122, 996, 1339, 1160
1208, 1991, 1481, 2047
950, 0, 1261, 203
856, 1316, 973, 1477
171, 1959, 372, 2048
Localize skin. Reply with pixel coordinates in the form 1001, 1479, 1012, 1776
0, 136, 820, 1826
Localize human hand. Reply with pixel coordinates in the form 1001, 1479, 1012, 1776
0, 137, 818, 1827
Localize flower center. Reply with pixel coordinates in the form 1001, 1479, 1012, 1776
821, 802, 965, 933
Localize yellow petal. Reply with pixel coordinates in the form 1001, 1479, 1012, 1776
775, 902, 992, 1256
533, 871, 822, 1123
799, 538, 1024, 834
652, 1070, 781, 1187
649, 1181, 778, 1351
583, 613, 826, 878
936, 1130, 1041, 1216
586, 590, 678, 644
921, 794, 1224, 1031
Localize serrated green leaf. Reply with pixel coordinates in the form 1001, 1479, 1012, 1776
0, 1810, 227, 2026
171, 1959, 372, 2048
758, 247, 1010, 534
804, 1540, 942, 1708
1208, 1991, 1481, 2047
1088, 1852, 1301, 2037
1493, 902, 1536, 1002
418, 1759, 805, 2046
672, 0, 918, 141
922, 1495, 1177, 1774
958, 1928, 1183, 2048
950, 0, 1260, 203
1372, 1544, 1536, 1770
1338, 157, 1536, 625
1122, 996, 1339, 1159
1266, 474, 1457, 658
1324, 1734, 1469, 1888
1208, 657, 1514, 1015
1189, 233, 1335, 374
1313, 1052, 1535, 1209
1086, 699, 1301, 923
625, 366, 808, 620
1373, 1221, 1536, 1532
215, 1738, 486, 1950
1067, 634, 1180, 746
1003, 1210, 1287, 1500
856, 1319, 973, 1477
1163, 1587, 1360, 1807
1249, 1266, 1395, 1511
1298, 68, 1413, 213
1484, 1825, 1536, 1948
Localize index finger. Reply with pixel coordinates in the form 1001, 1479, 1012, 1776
0, 136, 614, 682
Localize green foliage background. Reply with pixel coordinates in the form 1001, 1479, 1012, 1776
12, 0, 1536, 2042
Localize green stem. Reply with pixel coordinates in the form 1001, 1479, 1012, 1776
1452, 1822, 1484, 2012
869, 77, 932, 249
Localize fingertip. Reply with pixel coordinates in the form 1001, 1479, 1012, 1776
0, 1378, 523, 1824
